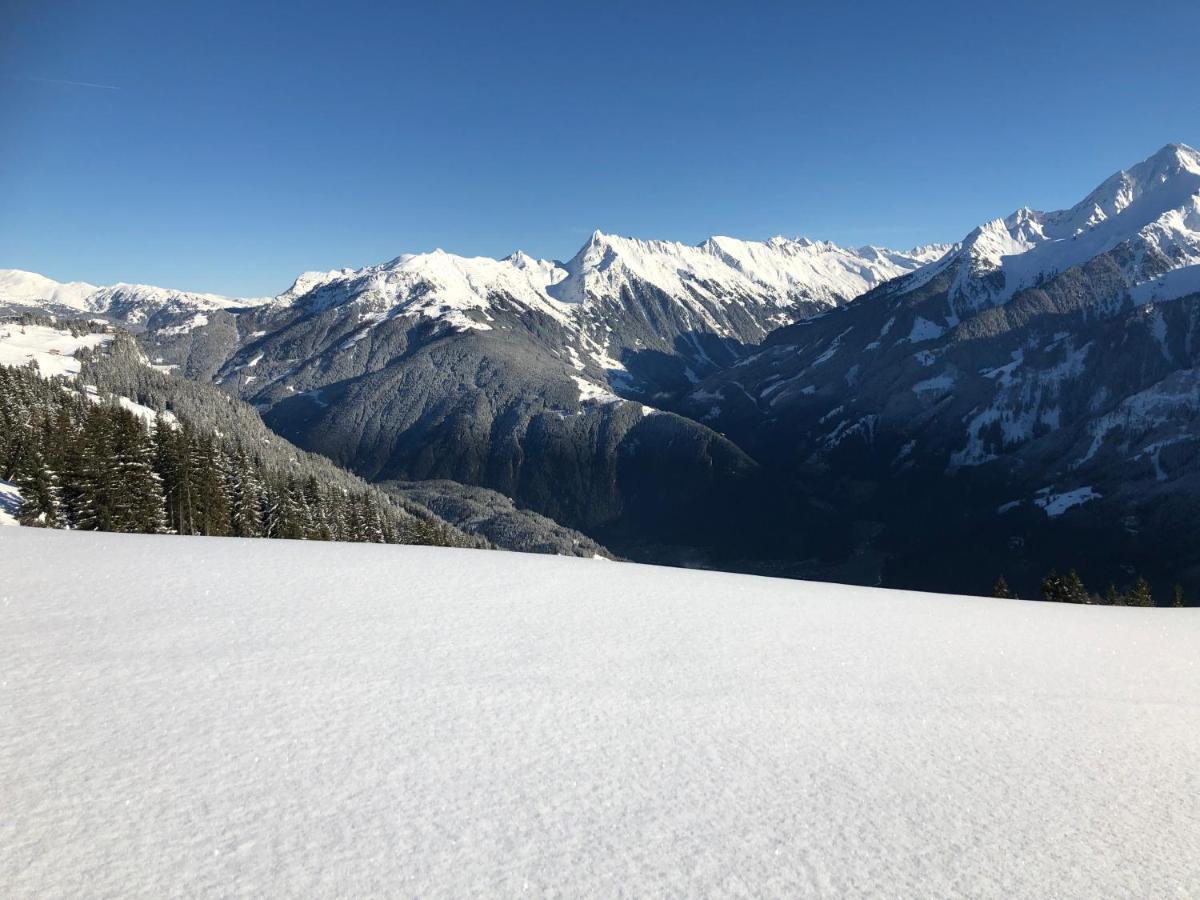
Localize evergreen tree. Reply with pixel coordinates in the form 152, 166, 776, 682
108, 408, 167, 533
991, 575, 1011, 599
1127, 576, 1155, 608
1171, 584, 1185, 608
73, 406, 117, 530
270, 479, 307, 540
302, 476, 331, 540
1104, 584, 1125, 606
1063, 569, 1089, 604
188, 432, 231, 536
1040, 569, 1068, 603
154, 415, 188, 534
0, 351, 462, 550
13, 441, 62, 527
229, 449, 264, 538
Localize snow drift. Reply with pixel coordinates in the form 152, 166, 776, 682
2, 528, 1197, 897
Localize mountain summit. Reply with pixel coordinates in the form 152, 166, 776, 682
901, 142, 1200, 315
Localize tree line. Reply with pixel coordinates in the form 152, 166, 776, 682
1, 361, 452, 545
991, 571, 1187, 607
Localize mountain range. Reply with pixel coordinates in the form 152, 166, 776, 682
4, 143, 1199, 594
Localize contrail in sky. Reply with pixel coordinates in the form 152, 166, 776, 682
9, 75, 121, 91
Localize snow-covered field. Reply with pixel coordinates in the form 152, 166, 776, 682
0, 324, 111, 377
2, 528, 1198, 897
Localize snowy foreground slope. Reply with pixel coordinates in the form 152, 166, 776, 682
2, 529, 1198, 898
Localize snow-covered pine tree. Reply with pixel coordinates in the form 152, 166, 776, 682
187, 431, 231, 536
72, 405, 119, 531
108, 407, 167, 534
302, 475, 331, 541
154, 414, 188, 535
13, 441, 62, 527
363, 498, 385, 543
273, 478, 307, 540
229, 448, 265, 538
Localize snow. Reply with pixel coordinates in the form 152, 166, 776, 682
116, 396, 177, 429
551, 231, 940, 313
912, 372, 955, 395
2, 230, 948, 352
1034, 486, 1101, 517
906, 143, 1200, 312
253, 231, 943, 341
0, 268, 98, 308
0, 324, 112, 377
907, 316, 946, 343
286, 249, 569, 332
571, 375, 621, 405
0, 324, 176, 427
0, 479, 20, 525
954, 339, 1092, 467
155, 311, 210, 336
0, 271, 270, 324
1131, 262, 1200, 303
1078, 369, 1200, 465
981, 348, 1025, 384
2, 528, 1198, 897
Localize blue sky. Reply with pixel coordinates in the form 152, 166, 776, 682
3, 0, 1199, 296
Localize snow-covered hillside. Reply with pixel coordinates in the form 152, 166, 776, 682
0, 322, 112, 377
3, 528, 1197, 897
0, 324, 175, 428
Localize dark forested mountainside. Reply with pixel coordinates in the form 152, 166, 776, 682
77, 333, 619, 556
382, 479, 614, 558
0, 360, 458, 545
1, 320, 622, 556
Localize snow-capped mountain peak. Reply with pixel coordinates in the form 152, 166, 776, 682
903, 142, 1200, 314
549, 230, 938, 312
1053, 142, 1200, 238
276, 249, 574, 330
258, 229, 940, 341
0, 269, 273, 337
0, 269, 99, 309
4, 226, 943, 343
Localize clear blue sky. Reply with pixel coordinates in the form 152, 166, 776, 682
3, 0, 1199, 297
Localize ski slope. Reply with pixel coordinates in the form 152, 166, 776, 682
2, 528, 1198, 897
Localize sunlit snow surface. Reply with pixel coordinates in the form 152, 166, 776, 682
2, 528, 1198, 897
0, 324, 112, 377
0, 480, 20, 525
